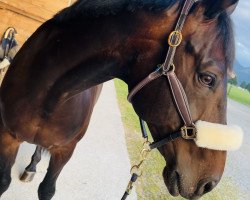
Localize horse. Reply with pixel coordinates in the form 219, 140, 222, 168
0, 0, 239, 199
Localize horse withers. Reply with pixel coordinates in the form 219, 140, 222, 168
0, 0, 240, 199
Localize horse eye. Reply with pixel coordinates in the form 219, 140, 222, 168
198, 73, 216, 87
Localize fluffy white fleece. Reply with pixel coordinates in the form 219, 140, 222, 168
195, 121, 243, 151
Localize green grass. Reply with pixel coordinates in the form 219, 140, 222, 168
114, 79, 243, 200
227, 84, 250, 106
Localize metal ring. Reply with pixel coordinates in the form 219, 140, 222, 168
140, 149, 150, 160
130, 165, 142, 177
168, 31, 183, 47
162, 64, 175, 75
169, 64, 175, 72
142, 140, 151, 151
4, 27, 17, 39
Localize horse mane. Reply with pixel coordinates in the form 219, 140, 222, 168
54, 0, 182, 20
217, 13, 235, 71
54, 0, 234, 70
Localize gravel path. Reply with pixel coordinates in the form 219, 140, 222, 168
1, 81, 137, 200
223, 99, 250, 199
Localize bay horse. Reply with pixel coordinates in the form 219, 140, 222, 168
0, 0, 239, 199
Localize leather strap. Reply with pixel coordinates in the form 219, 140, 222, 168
121, 173, 138, 200
128, 0, 197, 102
139, 118, 148, 139
122, 1, 198, 199
149, 130, 182, 150
127, 0, 195, 126
163, 0, 197, 71
166, 71, 193, 126
162, 0, 197, 72
127, 68, 162, 102
128, 68, 194, 126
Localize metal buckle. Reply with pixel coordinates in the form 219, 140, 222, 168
168, 31, 183, 47
181, 125, 197, 140
162, 63, 175, 75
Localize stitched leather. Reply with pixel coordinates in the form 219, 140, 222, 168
166, 72, 193, 126
128, 0, 197, 103
127, 0, 196, 127
122, 1, 198, 199
162, 0, 197, 71
127, 70, 162, 102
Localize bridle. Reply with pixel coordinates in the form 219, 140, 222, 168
129, 0, 198, 149
122, 0, 198, 199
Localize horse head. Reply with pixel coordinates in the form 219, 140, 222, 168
128, 0, 240, 199
0, 0, 242, 199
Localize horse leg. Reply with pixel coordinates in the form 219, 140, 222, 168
20, 146, 43, 182
38, 142, 77, 200
0, 131, 20, 197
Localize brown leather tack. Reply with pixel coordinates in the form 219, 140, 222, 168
127, 0, 196, 127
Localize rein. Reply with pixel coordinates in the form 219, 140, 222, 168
122, 0, 198, 199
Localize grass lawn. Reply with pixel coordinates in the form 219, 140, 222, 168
227, 84, 250, 106
114, 79, 240, 200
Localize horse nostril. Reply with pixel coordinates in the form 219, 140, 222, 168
175, 171, 180, 180
197, 179, 218, 196
203, 181, 215, 193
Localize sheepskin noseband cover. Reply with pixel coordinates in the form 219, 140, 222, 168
195, 121, 243, 151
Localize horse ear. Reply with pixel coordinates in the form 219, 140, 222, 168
202, 0, 239, 19
227, 69, 236, 79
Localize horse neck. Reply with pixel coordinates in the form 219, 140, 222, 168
42, 9, 178, 112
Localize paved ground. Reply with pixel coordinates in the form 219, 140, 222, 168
223, 99, 250, 199
1, 81, 137, 200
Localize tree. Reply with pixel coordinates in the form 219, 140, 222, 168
228, 77, 238, 86
240, 81, 247, 89
246, 83, 250, 92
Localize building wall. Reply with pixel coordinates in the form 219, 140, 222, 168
0, 0, 76, 46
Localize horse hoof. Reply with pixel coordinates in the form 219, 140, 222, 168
20, 170, 36, 182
